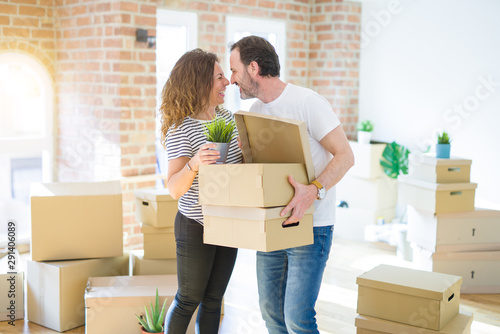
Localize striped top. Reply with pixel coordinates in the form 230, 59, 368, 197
166, 108, 243, 224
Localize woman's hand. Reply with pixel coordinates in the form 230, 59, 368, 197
189, 143, 220, 171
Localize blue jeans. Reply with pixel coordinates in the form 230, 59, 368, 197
256, 226, 334, 334
165, 212, 237, 334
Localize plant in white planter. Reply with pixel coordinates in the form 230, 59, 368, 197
436, 131, 451, 159
203, 115, 237, 164
356, 120, 374, 144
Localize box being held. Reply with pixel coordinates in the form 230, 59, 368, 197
398, 176, 476, 214
357, 264, 462, 331
85, 275, 196, 334
203, 205, 314, 252
355, 310, 473, 334
30, 181, 124, 261
412, 245, 500, 294
199, 111, 315, 207
134, 188, 178, 227
407, 205, 500, 253
27, 255, 129, 332
141, 223, 176, 259
409, 154, 472, 184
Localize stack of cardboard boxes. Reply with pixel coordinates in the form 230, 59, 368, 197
400, 154, 500, 293
27, 181, 128, 332
355, 264, 473, 333
132, 188, 178, 275
335, 141, 397, 241
199, 111, 316, 252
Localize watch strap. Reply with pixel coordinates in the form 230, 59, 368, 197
311, 179, 323, 190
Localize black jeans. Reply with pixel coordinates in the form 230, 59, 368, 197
165, 211, 238, 334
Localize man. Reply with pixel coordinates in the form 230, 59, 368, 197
229, 36, 355, 334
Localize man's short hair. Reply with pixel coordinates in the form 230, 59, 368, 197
230, 36, 280, 77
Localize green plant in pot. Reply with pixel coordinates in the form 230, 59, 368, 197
136, 288, 168, 333
203, 115, 237, 164
436, 131, 451, 159
356, 120, 374, 144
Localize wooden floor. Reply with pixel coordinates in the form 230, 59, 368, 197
2, 238, 500, 333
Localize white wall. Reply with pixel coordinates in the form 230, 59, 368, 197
359, 0, 500, 207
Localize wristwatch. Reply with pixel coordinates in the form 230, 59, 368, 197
311, 180, 326, 200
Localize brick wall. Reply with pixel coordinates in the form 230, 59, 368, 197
54, 0, 157, 249
309, 1, 361, 138
0, 0, 56, 78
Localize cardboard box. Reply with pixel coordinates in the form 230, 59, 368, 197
129, 250, 177, 276
141, 223, 176, 259
348, 141, 386, 179
336, 175, 398, 211
409, 154, 472, 184
398, 177, 477, 214
412, 246, 500, 294
355, 310, 473, 334
357, 264, 462, 331
27, 255, 129, 332
85, 275, 197, 334
30, 181, 124, 261
335, 206, 395, 241
199, 111, 315, 207
203, 205, 314, 252
408, 205, 500, 252
134, 188, 178, 227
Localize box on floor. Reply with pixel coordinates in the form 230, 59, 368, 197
85, 274, 197, 334
407, 205, 500, 253
129, 249, 177, 276
203, 205, 314, 252
357, 264, 462, 331
398, 176, 477, 214
30, 181, 123, 262
409, 154, 472, 184
199, 111, 315, 207
141, 223, 176, 259
27, 254, 129, 332
412, 245, 500, 294
355, 310, 473, 334
134, 188, 178, 227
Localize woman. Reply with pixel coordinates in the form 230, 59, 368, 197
159, 48, 242, 333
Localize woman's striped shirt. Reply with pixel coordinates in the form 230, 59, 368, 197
165, 108, 243, 224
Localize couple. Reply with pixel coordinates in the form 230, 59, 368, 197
160, 36, 354, 334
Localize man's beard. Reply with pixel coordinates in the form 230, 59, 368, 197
239, 71, 259, 100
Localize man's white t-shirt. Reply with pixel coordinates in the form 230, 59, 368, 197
249, 83, 340, 227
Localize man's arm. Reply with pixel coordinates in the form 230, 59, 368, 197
280, 125, 354, 225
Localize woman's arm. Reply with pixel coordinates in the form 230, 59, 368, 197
166, 143, 220, 199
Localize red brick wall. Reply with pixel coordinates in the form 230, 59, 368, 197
0, 0, 56, 79
309, 1, 361, 139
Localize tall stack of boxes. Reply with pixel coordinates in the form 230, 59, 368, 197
335, 141, 397, 240
400, 154, 500, 293
132, 188, 178, 275
27, 181, 128, 332
355, 264, 473, 333
199, 111, 315, 251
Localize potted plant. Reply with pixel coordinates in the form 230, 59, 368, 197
203, 115, 237, 164
136, 288, 168, 333
436, 131, 451, 159
356, 120, 374, 144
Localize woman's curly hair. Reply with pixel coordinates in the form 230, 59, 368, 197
159, 48, 220, 148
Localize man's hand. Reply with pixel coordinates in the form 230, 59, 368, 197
281, 175, 317, 225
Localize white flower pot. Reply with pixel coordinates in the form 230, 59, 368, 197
357, 131, 372, 145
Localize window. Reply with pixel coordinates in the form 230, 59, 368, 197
155, 10, 197, 183
225, 16, 286, 112
0, 53, 54, 247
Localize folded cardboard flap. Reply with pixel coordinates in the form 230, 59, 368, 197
30, 181, 122, 197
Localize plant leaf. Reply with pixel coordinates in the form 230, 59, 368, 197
379, 141, 410, 179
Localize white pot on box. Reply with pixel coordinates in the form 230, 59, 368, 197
357, 131, 372, 144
